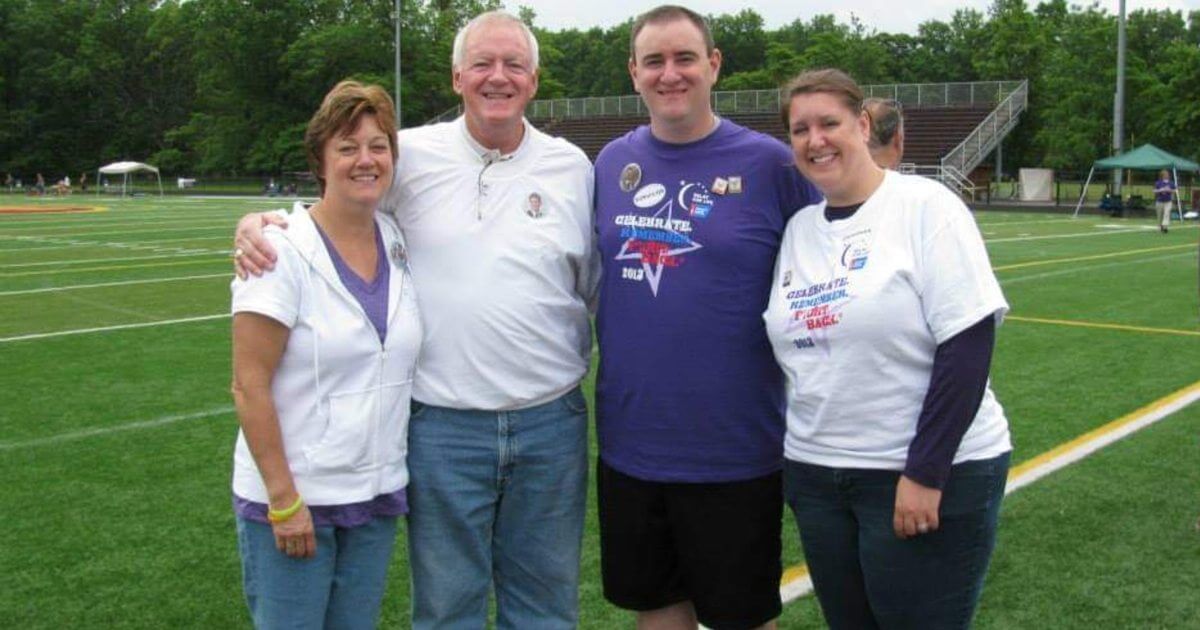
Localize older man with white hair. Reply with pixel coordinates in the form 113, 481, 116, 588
233, 11, 596, 629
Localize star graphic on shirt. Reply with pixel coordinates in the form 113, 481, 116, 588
614, 197, 702, 296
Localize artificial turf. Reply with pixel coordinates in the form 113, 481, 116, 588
1, 195, 1197, 627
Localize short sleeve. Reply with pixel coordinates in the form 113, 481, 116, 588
230, 229, 302, 328
918, 189, 1008, 343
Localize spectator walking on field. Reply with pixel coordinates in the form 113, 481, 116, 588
1154, 169, 1176, 233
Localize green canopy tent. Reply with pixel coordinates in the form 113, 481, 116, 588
1072, 144, 1200, 318
1072, 144, 1200, 217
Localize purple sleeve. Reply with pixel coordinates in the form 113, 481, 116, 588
903, 315, 995, 490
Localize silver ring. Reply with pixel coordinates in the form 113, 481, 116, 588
917, 523, 930, 534
233, 247, 245, 258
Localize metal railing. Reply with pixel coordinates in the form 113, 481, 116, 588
426, 80, 1027, 124
900, 164, 975, 199
862, 81, 1024, 109
939, 165, 977, 200
940, 80, 1029, 186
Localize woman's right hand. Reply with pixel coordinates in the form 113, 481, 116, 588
233, 212, 288, 279
271, 504, 317, 559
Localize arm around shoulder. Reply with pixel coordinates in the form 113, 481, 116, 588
234, 208, 291, 278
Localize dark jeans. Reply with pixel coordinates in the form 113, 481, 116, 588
783, 453, 1010, 630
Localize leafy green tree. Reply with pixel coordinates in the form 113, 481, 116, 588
2, 0, 1199, 179
709, 9, 766, 77
1030, 4, 1114, 170
906, 10, 985, 84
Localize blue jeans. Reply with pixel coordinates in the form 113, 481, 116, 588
783, 453, 1010, 630
406, 387, 589, 630
236, 515, 398, 630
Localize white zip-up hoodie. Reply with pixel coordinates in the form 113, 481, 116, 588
231, 202, 422, 506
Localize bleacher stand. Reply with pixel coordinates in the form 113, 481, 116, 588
532, 105, 994, 167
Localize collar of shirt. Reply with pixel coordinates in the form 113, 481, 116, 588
459, 117, 529, 166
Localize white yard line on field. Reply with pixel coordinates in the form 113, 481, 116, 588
988, 228, 1138, 243
0, 406, 235, 451
986, 223, 1197, 243
1004, 380, 1200, 492
0, 273, 230, 296
0, 217, 234, 232
998, 252, 1192, 286
1094, 224, 1158, 230
0, 215, 216, 228
0, 257, 228, 278
49, 292, 167, 321
0, 250, 227, 269
975, 217, 1082, 228
0, 224, 232, 239
779, 380, 1200, 605
0, 235, 229, 253
992, 243, 1193, 272
0, 313, 228, 343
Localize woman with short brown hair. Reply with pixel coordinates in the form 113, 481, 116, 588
230, 80, 419, 629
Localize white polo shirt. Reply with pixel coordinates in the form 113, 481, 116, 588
231, 203, 422, 505
384, 117, 597, 410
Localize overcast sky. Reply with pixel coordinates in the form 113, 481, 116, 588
505, 0, 1200, 36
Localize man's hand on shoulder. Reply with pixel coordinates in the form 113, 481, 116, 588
234, 212, 288, 279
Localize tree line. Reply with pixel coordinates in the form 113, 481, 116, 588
1, 0, 1197, 181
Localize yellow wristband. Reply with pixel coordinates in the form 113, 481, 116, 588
267, 496, 304, 523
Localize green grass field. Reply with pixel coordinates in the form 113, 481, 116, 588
2, 195, 1198, 628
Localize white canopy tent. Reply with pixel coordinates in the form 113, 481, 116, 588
96, 161, 164, 197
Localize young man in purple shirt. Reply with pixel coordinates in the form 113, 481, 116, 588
593, 6, 821, 629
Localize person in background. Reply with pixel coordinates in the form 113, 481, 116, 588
863, 97, 905, 170
765, 68, 1012, 629
232, 11, 597, 629
230, 80, 421, 629
1153, 169, 1176, 233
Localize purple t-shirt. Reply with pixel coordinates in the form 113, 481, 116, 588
235, 217, 406, 527
594, 119, 822, 482
1155, 178, 1176, 202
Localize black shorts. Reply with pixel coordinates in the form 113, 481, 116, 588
597, 458, 783, 630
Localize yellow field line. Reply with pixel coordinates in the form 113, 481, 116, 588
1006, 315, 1200, 337
1007, 380, 1200, 483
0, 205, 107, 215
781, 564, 810, 584
779, 379, 1200, 604
0, 257, 228, 278
993, 243, 1194, 272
